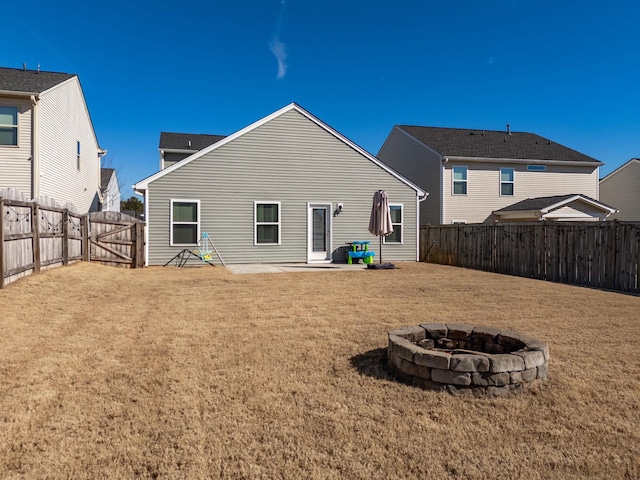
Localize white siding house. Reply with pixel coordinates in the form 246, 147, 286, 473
599, 159, 640, 221
378, 125, 612, 224
0, 66, 105, 212
134, 104, 426, 266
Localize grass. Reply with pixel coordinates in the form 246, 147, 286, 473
0, 261, 639, 479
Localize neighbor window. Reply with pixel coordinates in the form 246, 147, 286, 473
255, 201, 281, 245
385, 204, 403, 243
527, 165, 546, 172
452, 166, 467, 195
500, 168, 514, 196
0, 106, 18, 146
171, 199, 200, 245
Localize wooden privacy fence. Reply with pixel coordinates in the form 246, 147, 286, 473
1, 198, 145, 288
420, 222, 640, 294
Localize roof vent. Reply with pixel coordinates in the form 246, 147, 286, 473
22, 63, 26, 71
37, 63, 40, 73
506, 124, 511, 135
188, 140, 192, 148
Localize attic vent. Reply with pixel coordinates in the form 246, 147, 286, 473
188, 140, 191, 148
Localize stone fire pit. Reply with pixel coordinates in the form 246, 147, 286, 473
388, 324, 549, 396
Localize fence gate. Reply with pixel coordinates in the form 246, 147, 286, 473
88, 211, 145, 268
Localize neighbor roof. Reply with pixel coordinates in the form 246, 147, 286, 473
159, 132, 226, 151
397, 126, 602, 164
494, 194, 615, 213
0, 66, 75, 94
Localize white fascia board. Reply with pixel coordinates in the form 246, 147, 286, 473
444, 156, 604, 168
0, 89, 38, 97
135, 103, 426, 197
160, 148, 199, 154
600, 158, 640, 183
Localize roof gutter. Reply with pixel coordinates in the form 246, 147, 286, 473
0, 89, 39, 98
443, 156, 603, 167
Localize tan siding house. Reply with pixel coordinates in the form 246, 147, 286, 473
378, 125, 611, 224
135, 104, 426, 266
599, 159, 640, 221
0, 66, 105, 212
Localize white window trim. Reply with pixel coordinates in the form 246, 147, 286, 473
452, 166, 468, 195
170, 198, 200, 246
500, 167, 515, 196
384, 203, 404, 244
254, 201, 281, 245
0, 105, 19, 147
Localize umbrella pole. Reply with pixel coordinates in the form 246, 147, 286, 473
379, 235, 382, 264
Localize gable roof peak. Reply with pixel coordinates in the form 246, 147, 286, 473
0, 65, 76, 94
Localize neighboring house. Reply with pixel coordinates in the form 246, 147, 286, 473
134, 103, 426, 266
100, 168, 121, 212
377, 125, 613, 224
0, 65, 106, 212
599, 158, 640, 221
493, 194, 616, 222
158, 132, 225, 170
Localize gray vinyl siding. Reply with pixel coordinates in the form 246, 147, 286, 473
0, 96, 33, 197
377, 127, 440, 225
147, 109, 419, 265
38, 78, 101, 212
163, 151, 192, 169
600, 159, 640, 220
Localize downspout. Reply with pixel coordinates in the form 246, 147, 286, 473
144, 189, 149, 266
417, 192, 429, 261
30, 95, 40, 199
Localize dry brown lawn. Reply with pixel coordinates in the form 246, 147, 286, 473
0, 262, 639, 479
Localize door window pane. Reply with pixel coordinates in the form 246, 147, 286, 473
312, 208, 326, 251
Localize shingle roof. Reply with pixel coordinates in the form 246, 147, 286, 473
159, 132, 226, 150
100, 168, 115, 190
494, 194, 616, 212
0, 66, 75, 93
397, 126, 601, 164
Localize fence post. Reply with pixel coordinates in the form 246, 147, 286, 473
32, 202, 41, 274
0, 197, 4, 289
62, 209, 69, 266
82, 214, 90, 262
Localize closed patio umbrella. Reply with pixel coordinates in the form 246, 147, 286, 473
368, 190, 393, 264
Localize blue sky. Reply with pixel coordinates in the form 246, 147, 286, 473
2, 1, 638, 199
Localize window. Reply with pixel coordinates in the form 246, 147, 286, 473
527, 165, 546, 172
452, 166, 467, 195
0, 106, 18, 146
171, 199, 199, 245
385, 204, 403, 243
77, 141, 81, 170
500, 168, 514, 196
255, 201, 280, 245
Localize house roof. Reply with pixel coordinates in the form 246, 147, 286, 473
0, 66, 75, 94
159, 132, 226, 151
101, 168, 116, 191
397, 126, 602, 165
494, 194, 616, 214
135, 103, 426, 197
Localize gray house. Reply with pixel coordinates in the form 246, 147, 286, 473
134, 103, 426, 266
377, 125, 611, 224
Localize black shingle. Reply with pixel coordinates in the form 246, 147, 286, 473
496, 194, 590, 212
398, 126, 601, 163
0, 66, 75, 93
159, 132, 226, 151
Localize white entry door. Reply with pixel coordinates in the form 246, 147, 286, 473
308, 203, 331, 262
